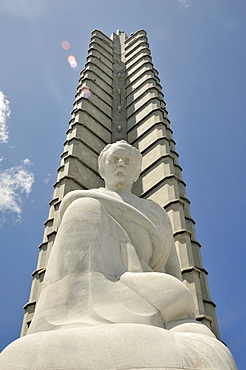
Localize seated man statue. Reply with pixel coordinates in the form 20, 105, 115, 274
0, 141, 237, 369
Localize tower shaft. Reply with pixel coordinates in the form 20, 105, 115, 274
21, 30, 219, 338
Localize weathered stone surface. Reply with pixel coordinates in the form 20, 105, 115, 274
1, 142, 237, 369
0, 325, 237, 370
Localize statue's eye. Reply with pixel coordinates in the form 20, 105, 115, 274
124, 157, 133, 164
109, 156, 119, 162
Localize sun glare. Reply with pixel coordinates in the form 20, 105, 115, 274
61, 40, 70, 50
80, 86, 91, 99
68, 55, 78, 69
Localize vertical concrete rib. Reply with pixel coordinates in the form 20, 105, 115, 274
111, 30, 127, 141
21, 29, 219, 339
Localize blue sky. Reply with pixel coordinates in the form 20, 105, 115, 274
0, 0, 245, 367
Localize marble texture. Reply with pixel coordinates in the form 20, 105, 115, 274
0, 142, 237, 369
1, 325, 236, 369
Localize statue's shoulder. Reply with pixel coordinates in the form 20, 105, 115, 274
60, 189, 100, 219
64, 188, 99, 198
143, 197, 163, 211
144, 198, 170, 222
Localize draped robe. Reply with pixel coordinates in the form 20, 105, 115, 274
28, 188, 195, 333
0, 188, 237, 369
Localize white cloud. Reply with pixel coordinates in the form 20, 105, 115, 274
22, 158, 31, 165
0, 160, 34, 225
43, 173, 51, 184
179, 0, 190, 8
0, 91, 10, 144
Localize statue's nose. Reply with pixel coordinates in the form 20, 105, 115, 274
118, 159, 125, 167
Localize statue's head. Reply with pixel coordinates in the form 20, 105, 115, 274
98, 141, 142, 191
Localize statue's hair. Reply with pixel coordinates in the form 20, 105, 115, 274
98, 140, 142, 181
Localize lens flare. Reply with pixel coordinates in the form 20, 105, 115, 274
80, 86, 91, 99
68, 55, 78, 69
61, 41, 70, 50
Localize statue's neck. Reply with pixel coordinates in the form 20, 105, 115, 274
98, 187, 138, 204
105, 184, 132, 194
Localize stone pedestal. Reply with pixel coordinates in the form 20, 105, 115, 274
0, 324, 237, 370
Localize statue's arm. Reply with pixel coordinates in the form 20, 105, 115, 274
161, 215, 182, 280
148, 200, 182, 280
164, 240, 182, 280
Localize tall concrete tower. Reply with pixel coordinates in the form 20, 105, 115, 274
21, 29, 219, 338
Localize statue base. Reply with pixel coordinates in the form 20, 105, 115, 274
0, 323, 237, 369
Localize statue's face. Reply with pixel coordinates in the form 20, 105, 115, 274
102, 143, 140, 189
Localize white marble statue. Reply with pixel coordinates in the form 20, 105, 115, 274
0, 141, 237, 369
